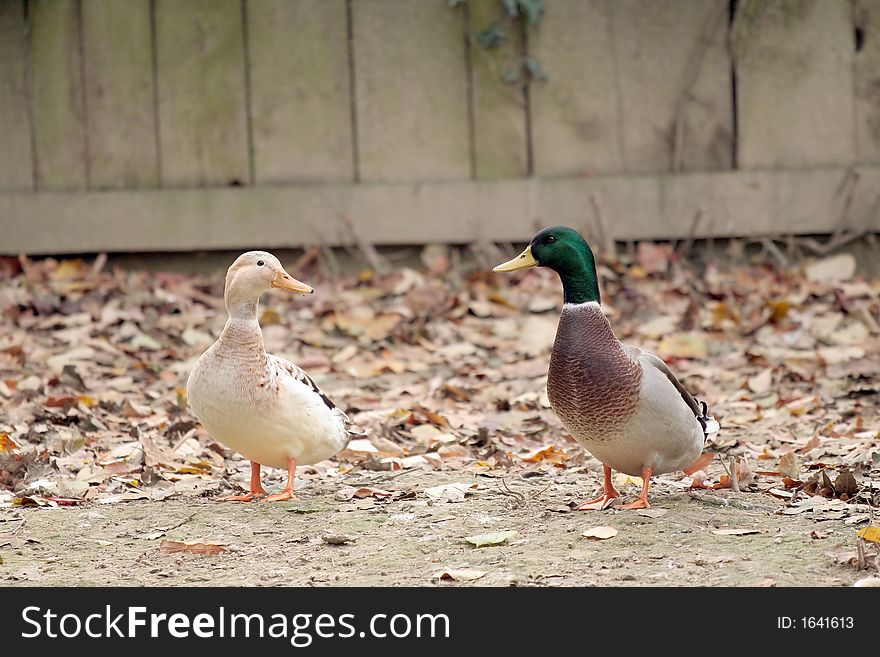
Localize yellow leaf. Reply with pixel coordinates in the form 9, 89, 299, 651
50, 258, 88, 281
614, 473, 643, 488
0, 433, 19, 453
517, 445, 567, 464
857, 527, 880, 544
657, 333, 708, 360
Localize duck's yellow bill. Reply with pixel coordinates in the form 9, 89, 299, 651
271, 271, 314, 294
493, 245, 538, 273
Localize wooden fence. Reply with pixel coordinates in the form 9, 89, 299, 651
1, 0, 879, 255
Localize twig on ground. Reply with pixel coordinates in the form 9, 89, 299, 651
760, 238, 789, 268
331, 204, 390, 275
678, 207, 705, 257
496, 479, 552, 509
588, 194, 614, 256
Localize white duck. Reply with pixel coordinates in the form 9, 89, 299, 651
187, 251, 361, 502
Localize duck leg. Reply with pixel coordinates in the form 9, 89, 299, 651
217, 461, 268, 502
683, 452, 714, 489
618, 466, 653, 510
576, 465, 619, 510
263, 457, 297, 502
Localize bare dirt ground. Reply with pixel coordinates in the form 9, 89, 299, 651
1, 474, 869, 587
1, 243, 878, 586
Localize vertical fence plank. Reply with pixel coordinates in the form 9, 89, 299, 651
352, 0, 470, 182
735, 0, 855, 169
82, 0, 157, 189
855, 0, 880, 164
530, 0, 622, 177
467, 0, 528, 180
0, 1, 33, 191
155, 0, 249, 187
248, 0, 353, 184
612, 0, 732, 173
31, 0, 88, 190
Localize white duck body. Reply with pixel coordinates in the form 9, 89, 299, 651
547, 302, 717, 477
187, 319, 353, 468
186, 251, 358, 471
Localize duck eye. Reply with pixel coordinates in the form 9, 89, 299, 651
257, 260, 265, 267
546, 235, 557, 244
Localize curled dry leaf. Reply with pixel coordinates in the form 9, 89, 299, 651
159, 540, 227, 555
464, 530, 518, 548
517, 444, 568, 464
433, 569, 486, 582
778, 452, 799, 480
322, 532, 357, 546
424, 482, 477, 503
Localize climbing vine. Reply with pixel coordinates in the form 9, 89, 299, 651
451, 0, 547, 85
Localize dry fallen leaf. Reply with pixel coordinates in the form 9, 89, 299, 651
158, 540, 227, 555
0, 433, 19, 453
581, 526, 618, 540
424, 482, 477, 503
747, 368, 773, 394
464, 530, 518, 548
433, 569, 486, 582
711, 528, 761, 536
857, 527, 880, 545
778, 452, 799, 480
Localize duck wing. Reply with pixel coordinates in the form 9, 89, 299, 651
627, 347, 720, 438
267, 354, 367, 439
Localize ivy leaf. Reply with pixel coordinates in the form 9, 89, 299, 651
503, 66, 520, 84
501, 0, 519, 18
518, 0, 545, 27
475, 24, 505, 49
524, 55, 548, 80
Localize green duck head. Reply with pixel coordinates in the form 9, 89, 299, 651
493, 226, 601, 305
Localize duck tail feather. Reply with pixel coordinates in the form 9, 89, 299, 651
695, 398, 720, 439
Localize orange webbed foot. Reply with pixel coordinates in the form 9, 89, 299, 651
261, 490, 294, 503
617, 497, 650, 510
576, 493, 619, 510
216, 488, 267, 503
576, 465, 619, 510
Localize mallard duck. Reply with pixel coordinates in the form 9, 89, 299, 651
494, 227, 718, 509
187, 251, 362, 502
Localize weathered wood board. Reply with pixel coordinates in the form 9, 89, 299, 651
4, 168, 877, 254
352, 0, 471, 182
82, 0, 157, 189
0, 1, 33, 191
30, 0, 88, 190
530, 0, 622, 177
855, 0, 880, 164
248, 0, 354, 183
612, 0, 732, 173
466, 0, 528, 179
735, 0, 855, 168
155, 0, 249, 187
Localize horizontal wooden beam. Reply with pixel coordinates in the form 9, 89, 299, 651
1, 167, 878, 255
